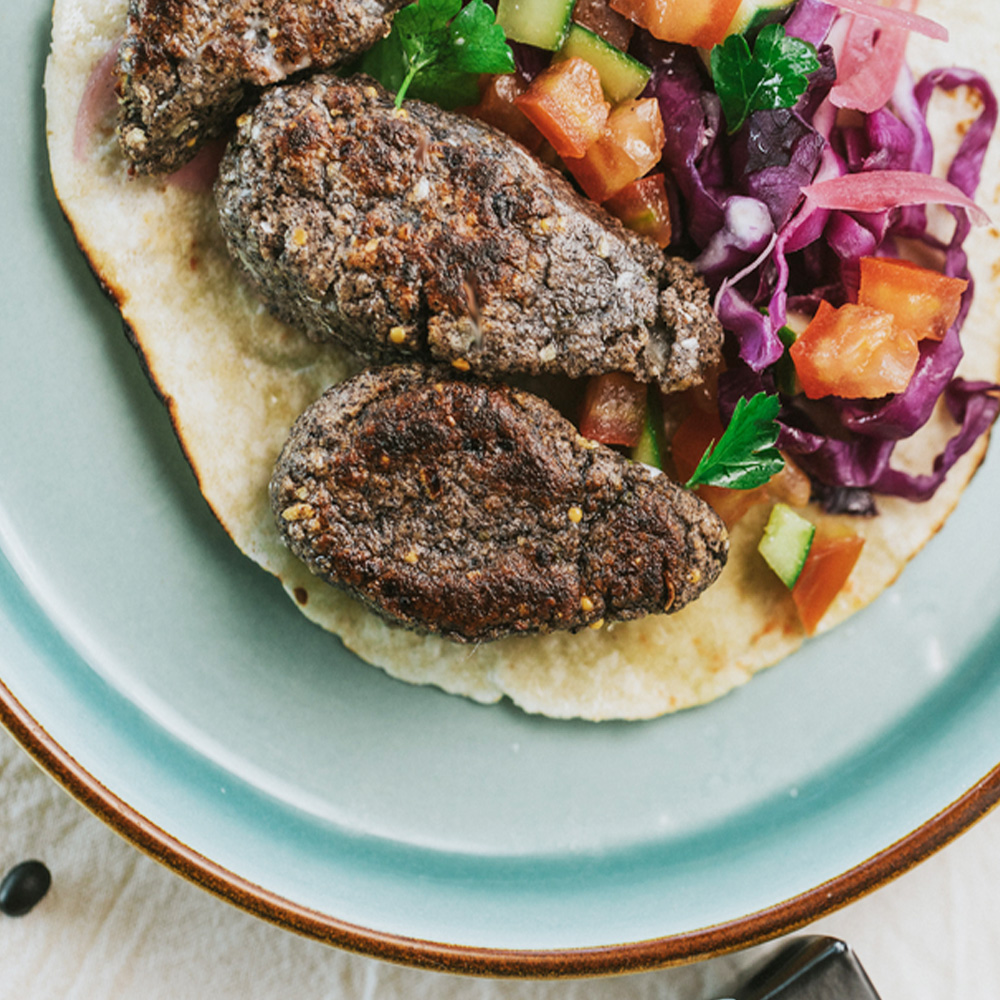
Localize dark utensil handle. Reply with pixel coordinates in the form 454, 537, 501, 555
709, 936, 882, 1000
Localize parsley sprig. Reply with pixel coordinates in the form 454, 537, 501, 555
685, 392, 785, 490
710, 23, 820, 134
359, 0, 515, 110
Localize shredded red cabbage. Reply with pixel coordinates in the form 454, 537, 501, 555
646, 3, 999, 505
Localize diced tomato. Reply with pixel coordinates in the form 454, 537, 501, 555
791, 529, 865, 635
515, 58, 610, 160
765, 454, 812, 508
603, 174, 673, 247
699, 483, 770, 527
669, 400, 723, 483
463, 75, 544, 153
858, 256, 968, 343
670, 402, 768, 526
789, 301, 920, 400
681, 367, 723, 419
609, 0, 743, 48
579, 372, 648, 447
564, 98, 665, 202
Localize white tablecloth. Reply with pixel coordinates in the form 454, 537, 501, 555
1, 723, 997, 999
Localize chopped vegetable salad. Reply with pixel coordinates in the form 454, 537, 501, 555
351, 0, 1000, 629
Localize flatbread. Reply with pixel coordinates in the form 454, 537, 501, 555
44, 0, 1000, 719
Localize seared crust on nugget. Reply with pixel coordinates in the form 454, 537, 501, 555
216, 75, 723, 393
270, 365, 729, 643
116, 0, 407, 174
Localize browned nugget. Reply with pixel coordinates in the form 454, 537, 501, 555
215, 74, 724, 393
270, 365, 729, 642
116, 0, 406, 174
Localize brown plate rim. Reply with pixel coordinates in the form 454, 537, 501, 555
1, 674, 998, 978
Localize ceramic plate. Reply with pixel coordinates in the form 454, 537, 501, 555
3, 1, 1000, 977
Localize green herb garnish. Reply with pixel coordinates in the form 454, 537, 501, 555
710, 23, 820, 134
685, 392, 785, 490
359, 0, 516, 110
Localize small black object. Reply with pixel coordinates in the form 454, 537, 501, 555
0, 860, 52, 917
712, 936, 882, 1000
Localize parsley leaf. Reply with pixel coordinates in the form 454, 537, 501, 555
359, 0, 515, 110
710, 23, 820, 134
685, 393, 785, 490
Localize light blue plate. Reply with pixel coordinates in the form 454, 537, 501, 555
3, 2, 1000, 974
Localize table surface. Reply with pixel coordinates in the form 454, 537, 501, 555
0, 724, 996, 1000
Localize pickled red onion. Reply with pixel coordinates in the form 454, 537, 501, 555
829, 0, 923, 112
819, 0, 948, 40
73, 41, 120, 162
165, 139, 228, 193
830, 16, 911, 112
801, 170, 991, 225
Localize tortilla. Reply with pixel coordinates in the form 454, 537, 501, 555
44, 0, 1000, 720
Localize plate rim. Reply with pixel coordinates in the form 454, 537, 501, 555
16, 0, 1000, 972
2, 675, 998, 977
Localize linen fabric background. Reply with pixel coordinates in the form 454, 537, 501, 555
0, 725, 998, 1000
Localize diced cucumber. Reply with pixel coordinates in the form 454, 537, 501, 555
775, 324, 801, 398
555, 24, 652, 104
758, 502, 815, 589
497, 0, 577, 52
727, 0, 796, 36
630, 388, 664, 469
